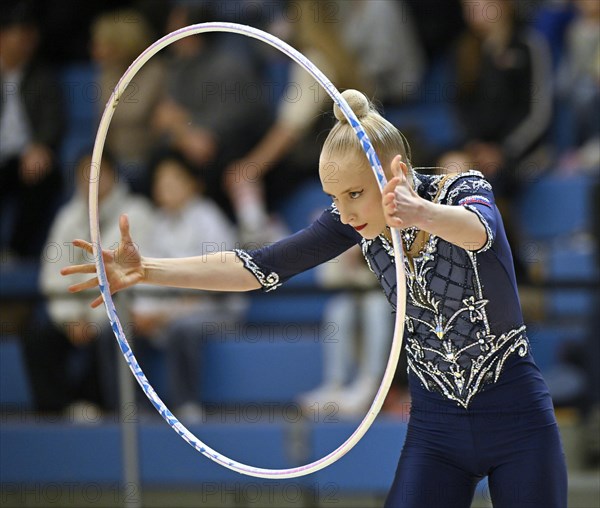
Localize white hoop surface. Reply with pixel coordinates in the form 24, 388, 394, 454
89, 22, 407, 479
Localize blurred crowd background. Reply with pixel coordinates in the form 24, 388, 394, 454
0, 0, 598, 506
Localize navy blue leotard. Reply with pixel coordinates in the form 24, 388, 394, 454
235, 171, 567, 507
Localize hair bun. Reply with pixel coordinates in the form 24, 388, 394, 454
333, 89, 370, 123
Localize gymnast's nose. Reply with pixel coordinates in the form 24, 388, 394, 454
338, 204, 356, 225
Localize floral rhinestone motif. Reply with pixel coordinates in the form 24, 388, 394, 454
361, 171, 528, 408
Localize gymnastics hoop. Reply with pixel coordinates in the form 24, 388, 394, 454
89, 22, 407, 479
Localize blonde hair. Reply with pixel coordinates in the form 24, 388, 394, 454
321, 89, 411, 173
91, 9, 153, 67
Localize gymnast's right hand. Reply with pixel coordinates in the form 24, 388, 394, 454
61, 214, 145, 308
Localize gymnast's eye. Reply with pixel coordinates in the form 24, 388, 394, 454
349, 190, 363, 199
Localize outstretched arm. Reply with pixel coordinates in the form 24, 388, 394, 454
382, 155, 488, 252
142, 252, 260, 292
61, 214, 260, 308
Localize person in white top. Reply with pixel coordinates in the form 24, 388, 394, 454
132, 151, 245, 424
22, 152, 154, 416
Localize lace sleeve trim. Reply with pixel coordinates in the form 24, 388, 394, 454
462, 204, 494, 253
233, 249, 281, 292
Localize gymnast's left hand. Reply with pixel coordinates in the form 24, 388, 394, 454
382, 155, 423, 230
61, 214, 145, 308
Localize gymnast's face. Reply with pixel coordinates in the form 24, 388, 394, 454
320, 152, 386, 240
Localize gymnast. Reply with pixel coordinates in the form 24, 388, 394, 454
63, 89, 567, 507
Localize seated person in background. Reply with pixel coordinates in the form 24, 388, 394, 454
0, 1, 64, 259
555, 0, 600, 173
152, 2, 270, 217
90, 8, 166, 195
22, 152, 153, 418
453, 0, 553, 191
446, 0, 554, 282
132, 152, 245, 424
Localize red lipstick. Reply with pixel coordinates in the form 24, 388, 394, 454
353, 224, 367, 232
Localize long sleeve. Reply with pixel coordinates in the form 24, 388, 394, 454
443, 172, 498, 254
235, 207, 361, 291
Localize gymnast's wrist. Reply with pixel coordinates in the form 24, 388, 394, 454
412, 197, 433, 231
139, 256, 151, 284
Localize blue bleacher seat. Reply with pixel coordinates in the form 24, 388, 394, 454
0, 418, 407, 490
547, 244, 598, 281
547, 290, 595, 318
0, 336, 32, 409
309, 417, 406, 493
518, 174, 596, 240
136, 326, 324, 406
139, 422, 295, 484
545, 244, 598, 317
0, 260, 39, 299
527, 326, 562, 373
0, 424, 122, 484
246, 292, 330, 323
526, 325, 588, 373
201, 337, 323, 404
0, 421, 296, 484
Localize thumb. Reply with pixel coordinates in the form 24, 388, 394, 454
392, 155, 411, 189
390, 155, 403, 178
119, 214, 132, 242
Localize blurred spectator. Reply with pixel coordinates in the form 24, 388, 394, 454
152, 2, 270, 217
91, 8, 167, 194
0, 1, 65, 259
224, 0, 368, 244
22, 152, 153, 417
404, 0, 465, 61
453, 0, 554, 193
555, 0, 600, 173
338, 0, 426, 107
132, 151, 245, 424
442, 0, 554, 282
297, 247, 399, 418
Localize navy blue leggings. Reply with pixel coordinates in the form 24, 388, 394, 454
385, 360, 567, 507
